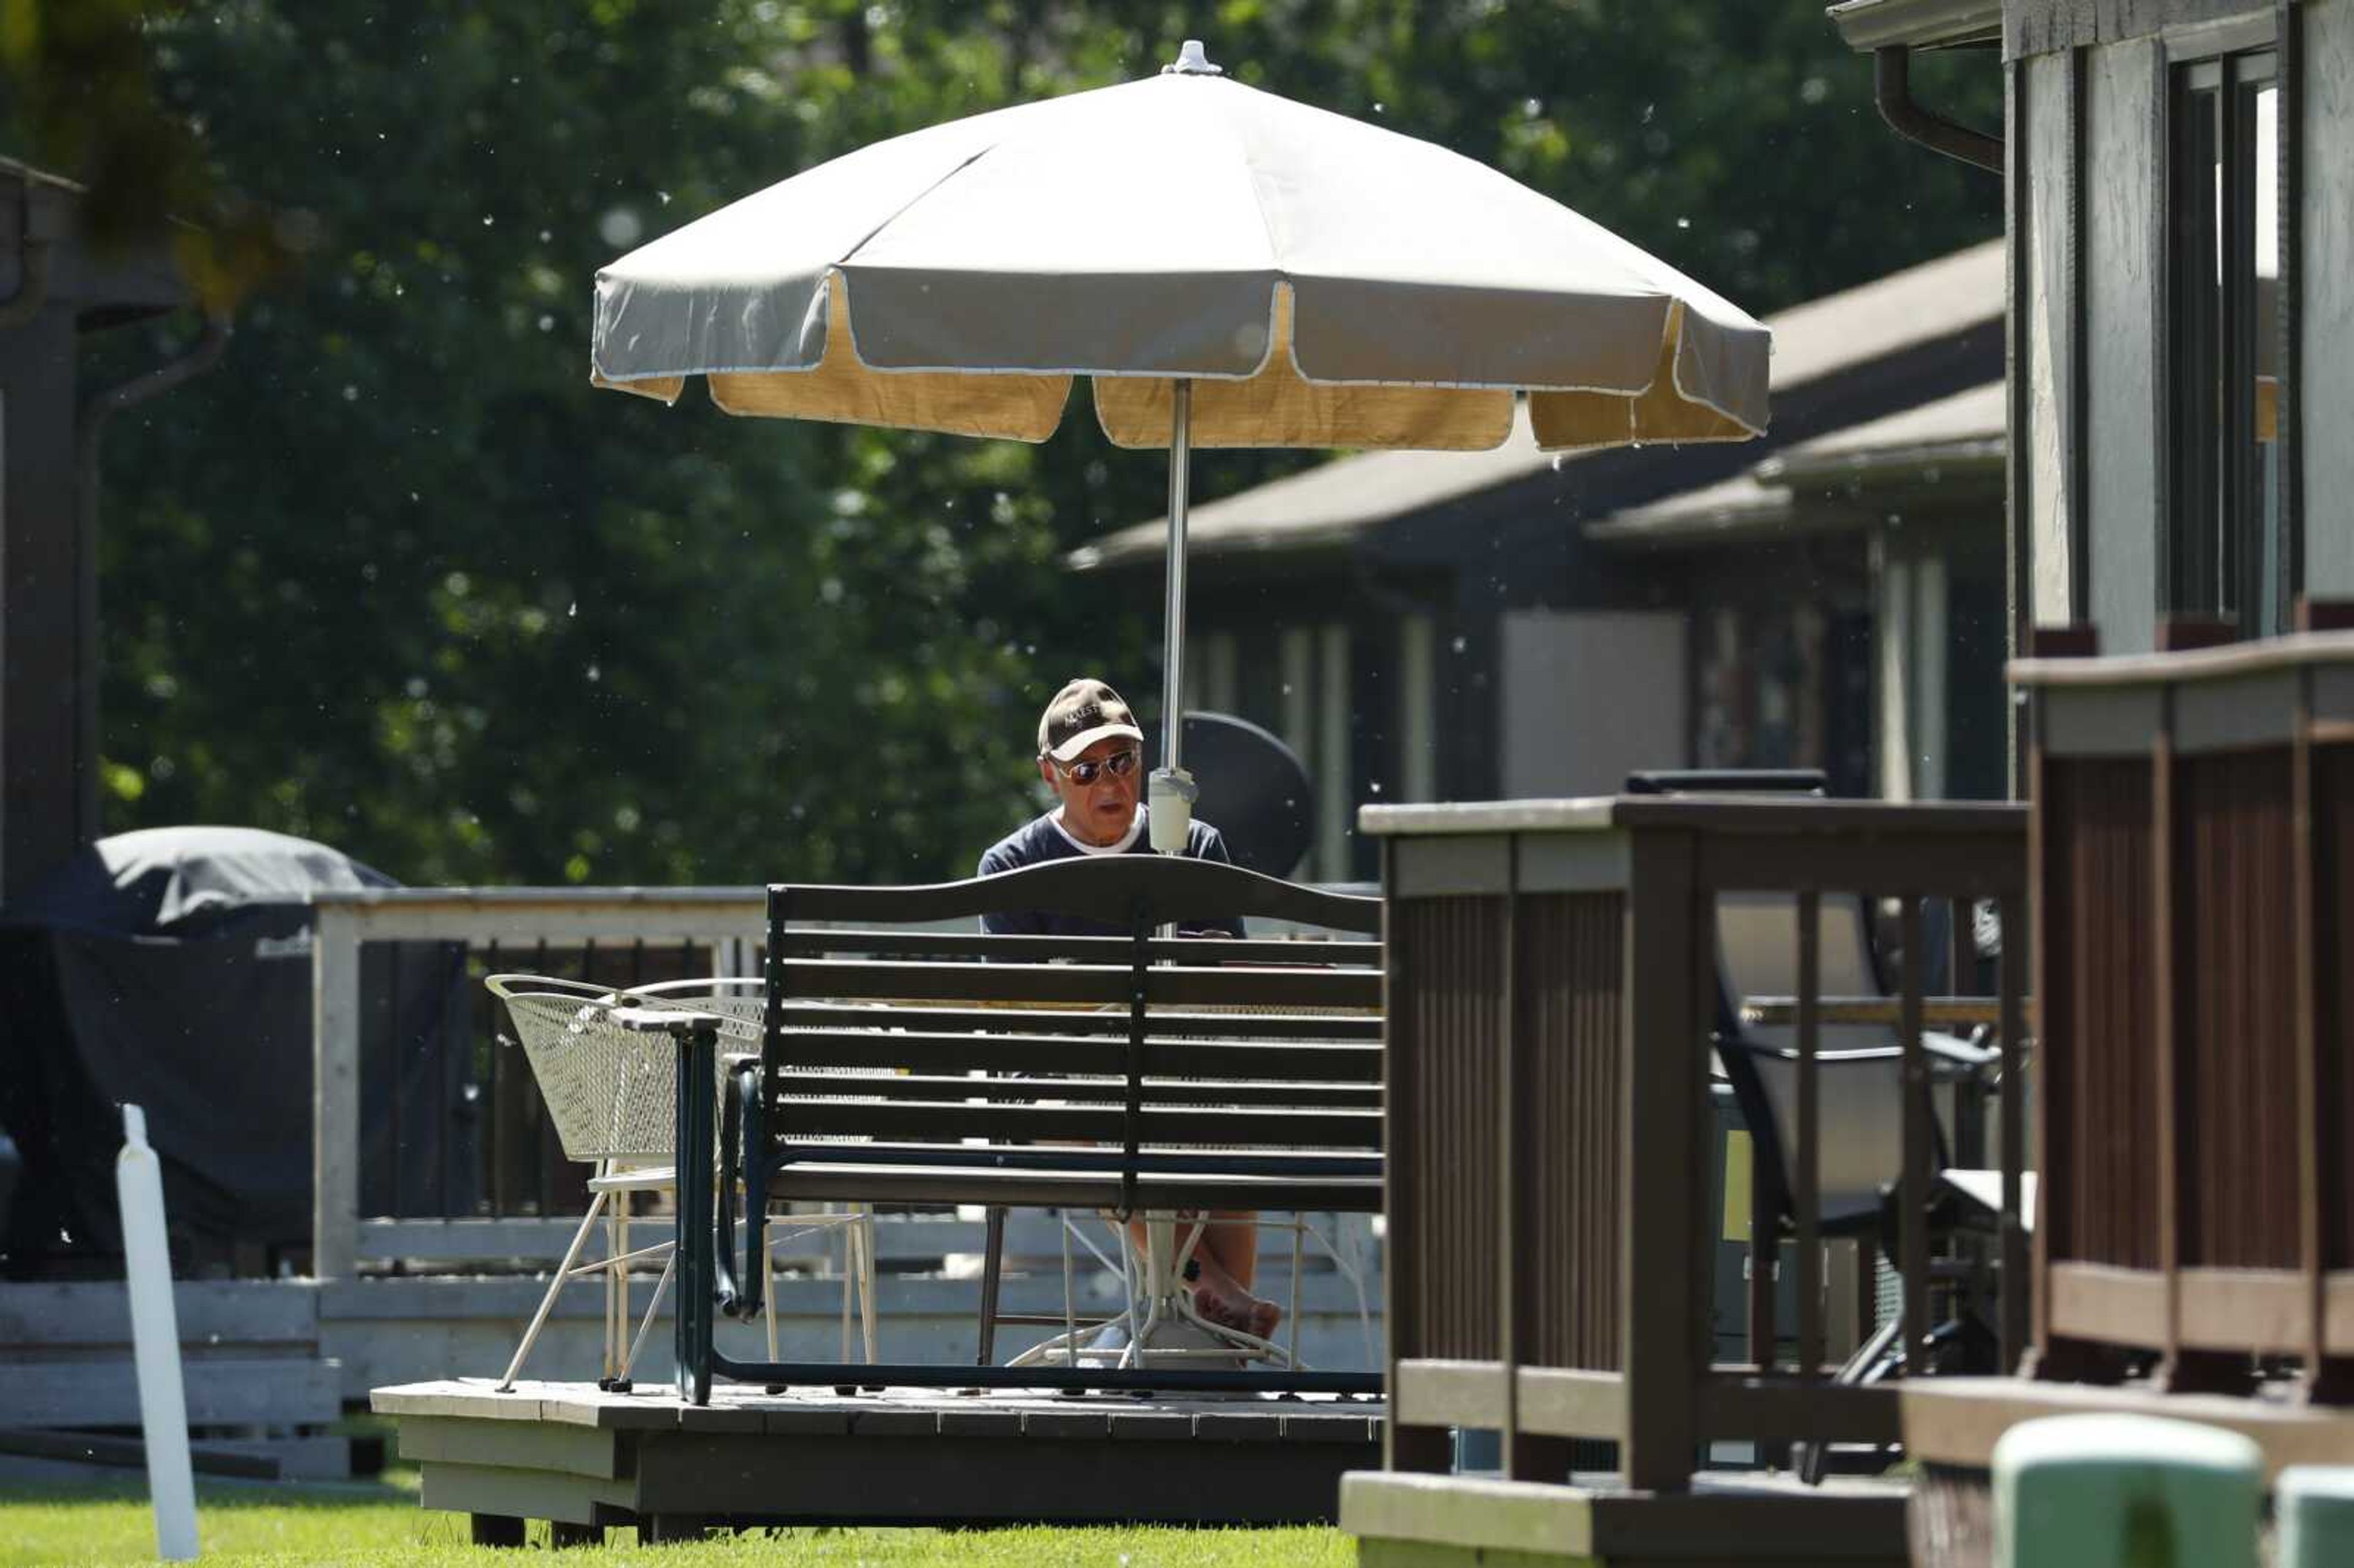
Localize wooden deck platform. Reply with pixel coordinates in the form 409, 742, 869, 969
373, 1378, 1384, 1534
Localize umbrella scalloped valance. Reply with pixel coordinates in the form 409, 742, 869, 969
592, 70, 1770, 455
590, 45, 1777, 844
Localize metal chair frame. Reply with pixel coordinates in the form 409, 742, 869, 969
1707, 896, 2009, 1482
999, 1207, 1381, 1377
486, 975, 875, 1390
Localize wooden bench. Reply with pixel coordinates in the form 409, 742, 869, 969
660, 853, 1384, 1402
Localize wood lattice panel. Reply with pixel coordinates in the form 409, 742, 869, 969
1390, 894, 1503, 1362
2177, 748, 2299, 1269
2042, 756, 2161, 1271
1519, 891, 1625, 1374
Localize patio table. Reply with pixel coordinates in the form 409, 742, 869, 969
1740, 993, 2023, 1172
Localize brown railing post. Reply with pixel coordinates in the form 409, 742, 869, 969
1796, 890, 1823, 1383
1998, 891, 2030, 1374
1743, 878, 1785, 1469
1381, 834, 1451, 1474
2155, 688, 2182, 1383
2015, 633, 2092, 1381
2022, 683, 2062, 1380
2289, 663, 2351, 1401
1691, 864, 1721, 1439
1497, 837, 1523, 1474
2295, 663, 2322, 1393
1899, 897, 1930, 1379
1621, 826, 1701, 1491
1747, 1132, 1777, 1377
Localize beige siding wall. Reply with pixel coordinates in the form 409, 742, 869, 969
1499, 611, 1685, 798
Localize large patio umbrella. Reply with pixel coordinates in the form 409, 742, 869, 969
592, 40, 1771, 850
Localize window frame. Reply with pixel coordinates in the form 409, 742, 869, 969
2163, 40, 2279, 635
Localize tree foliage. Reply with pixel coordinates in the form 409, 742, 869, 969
7, 0, 1998, 887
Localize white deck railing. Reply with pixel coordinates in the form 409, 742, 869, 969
308, 886, 767, 1278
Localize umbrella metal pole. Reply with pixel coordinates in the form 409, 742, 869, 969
1160, 378, 1193, 777
1148, 378, 1200, 858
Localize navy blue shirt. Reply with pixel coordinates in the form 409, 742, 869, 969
974, 810, 1246, 938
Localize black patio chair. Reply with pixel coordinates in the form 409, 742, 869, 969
1625, 767, 2019, 1480
1709, 889, 2013, 1482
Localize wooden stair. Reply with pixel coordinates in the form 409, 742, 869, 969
0, 1279, 356, 1479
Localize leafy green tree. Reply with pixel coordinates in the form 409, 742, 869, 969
8, 0, 1997, 887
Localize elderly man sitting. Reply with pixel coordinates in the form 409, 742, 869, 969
975, 677, 1279, 1340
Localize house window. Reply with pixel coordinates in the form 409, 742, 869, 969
2168, 51, 2280, 634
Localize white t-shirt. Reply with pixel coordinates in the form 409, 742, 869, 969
1050, 805, 1146, 856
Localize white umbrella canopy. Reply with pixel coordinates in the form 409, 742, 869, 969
592, 42, 1772, 847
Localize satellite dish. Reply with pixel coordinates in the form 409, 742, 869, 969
1149, 711, 1315, 879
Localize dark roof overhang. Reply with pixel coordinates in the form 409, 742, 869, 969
1826, 0, 2004, 50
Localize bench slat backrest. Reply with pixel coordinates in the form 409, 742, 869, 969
758, 1003, 1382, 1041
772, 930, 1384, 967
769, 956, 1378, 1009
759, 856, 1383, 1179
770, 1028, 1381, 1081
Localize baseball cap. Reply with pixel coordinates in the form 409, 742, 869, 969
1037, 678, 1146, 762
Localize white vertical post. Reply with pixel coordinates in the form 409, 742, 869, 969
1317, 623, 1351, 879
1149, 379, 1199, 853
1200, 630, 1239, 717
1914, 554, 1949, 799
1280, 629, 1315, 762
1398, 612, 1436, 802
1281, 628, 1319, 881
1876, 544, 1916, 802
311, 902, 363, 1280
118, 1105, 198, 1562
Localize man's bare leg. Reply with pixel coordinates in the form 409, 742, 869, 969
1198, 1209, 1282, 1338
1130, 1211, 1280, 1338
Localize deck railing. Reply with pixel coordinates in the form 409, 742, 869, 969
1361, 795, 2028, 1490
307, 886, 767, 1278
2015, 623, 2354, 1397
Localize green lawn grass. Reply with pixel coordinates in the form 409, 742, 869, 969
0, 1479, 1355, 1567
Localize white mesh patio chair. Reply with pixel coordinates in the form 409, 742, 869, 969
486, 975, 876, 1390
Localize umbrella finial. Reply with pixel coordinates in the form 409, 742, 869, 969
1164, 39, 1224, 77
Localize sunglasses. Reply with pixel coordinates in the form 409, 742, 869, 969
1049, 748, 1142, 786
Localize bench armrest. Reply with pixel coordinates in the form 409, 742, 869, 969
713, 1058, 767, 1322
1922, 1031, 1999, 1072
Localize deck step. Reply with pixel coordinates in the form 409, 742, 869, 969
0, 1279, 320, 1352
0, 1355, 342, 1431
